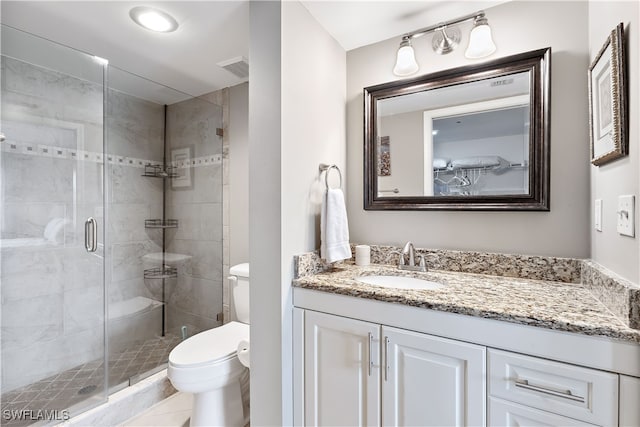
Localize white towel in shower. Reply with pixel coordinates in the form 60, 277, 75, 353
321, 188, 352, 263
432, 157, 450, 170
451, 156, 503, 169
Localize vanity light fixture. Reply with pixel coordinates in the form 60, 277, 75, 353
393, 36, 419, 76
129, 6, 179, 33
392, 10, 496, 76
465, 15, 497, 59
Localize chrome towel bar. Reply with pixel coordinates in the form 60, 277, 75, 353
319, 163, 342, 190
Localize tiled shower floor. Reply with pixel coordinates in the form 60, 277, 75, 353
1, 332, 183, 427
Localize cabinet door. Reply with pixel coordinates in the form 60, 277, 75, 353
382, 326, 485, 427
304, 310, 381, 427
620, 375, 640, 427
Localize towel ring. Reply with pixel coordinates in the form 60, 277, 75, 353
319, 163, 342, 190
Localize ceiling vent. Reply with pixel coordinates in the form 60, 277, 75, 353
490, 78, 514, 87
217, 56, 249, 79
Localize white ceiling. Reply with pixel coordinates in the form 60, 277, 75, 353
378, 71, 530, 116
300, 0, 510, 51
1, 1, 249, 98
0, 1, 508, 99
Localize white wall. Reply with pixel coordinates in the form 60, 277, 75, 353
379, 111, 424, 195
229, 82, 249, 266
282, 1, 347, 252
589, 1, 639, 284
249, 1, 346, 424
347, 1, 591, 258
249, 2, 283, 424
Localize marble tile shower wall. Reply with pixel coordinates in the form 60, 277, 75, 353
106, 88, 165, 353
1, 57, 105, 392
1, 55, 228, 396
165, 96, 224, 335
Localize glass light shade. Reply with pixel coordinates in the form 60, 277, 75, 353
465, 23, 496, 59
130, 7, 179, 33
393, 44, 419, 76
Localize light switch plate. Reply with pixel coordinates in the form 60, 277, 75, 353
617, 195, 635, 237
595, 199, 602, 231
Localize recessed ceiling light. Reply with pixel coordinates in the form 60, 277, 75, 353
129, 6, 178, 33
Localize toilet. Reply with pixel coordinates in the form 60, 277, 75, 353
168, 263, 250, 427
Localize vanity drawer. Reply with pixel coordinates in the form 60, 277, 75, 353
489, 397, 599, 426
488, 349, 618, 426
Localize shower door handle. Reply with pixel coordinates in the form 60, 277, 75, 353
84, 217, 98, 252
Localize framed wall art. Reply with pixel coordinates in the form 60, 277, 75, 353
378, 135, 391, 176
171, 146, 193, 189
589, 23, 627, 166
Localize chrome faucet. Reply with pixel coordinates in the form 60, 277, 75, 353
398, 241, 427, 272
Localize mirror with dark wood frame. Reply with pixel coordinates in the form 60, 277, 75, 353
364, 47, 551, 211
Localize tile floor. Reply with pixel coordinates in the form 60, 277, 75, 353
122, 392, 251, 427
121, 392, 192, 427
1, 332, 183, 427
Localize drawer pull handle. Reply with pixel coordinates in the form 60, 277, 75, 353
514, 379, 585, 403
384, 336, 390, 382
368, 332, 373, 376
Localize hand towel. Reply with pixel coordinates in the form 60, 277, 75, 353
321, 188, 352, 263
451, 156, 503, 169
432, 157, 450, 170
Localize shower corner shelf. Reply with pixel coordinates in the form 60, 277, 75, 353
142, 164, 179, 178
144, 266, 178, 279
145, 219, 179, 229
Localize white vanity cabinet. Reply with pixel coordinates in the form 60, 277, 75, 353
488, 398, 601, 426
619, 375, 640, 426
299, 309, 485, 426
302, 309, 381, 426
293, 287, 640, 427
488, 370, 640, 427
382, 326, 485, 426
487, 349, 619, 426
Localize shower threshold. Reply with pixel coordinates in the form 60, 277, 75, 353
0, 332, 183, 427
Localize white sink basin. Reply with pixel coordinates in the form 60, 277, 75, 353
356, 275, 444, 290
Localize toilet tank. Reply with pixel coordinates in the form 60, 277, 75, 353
229, 263, 250, 323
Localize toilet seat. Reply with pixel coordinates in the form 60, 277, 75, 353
166, 264, 251, 427
169, 321, 249, 368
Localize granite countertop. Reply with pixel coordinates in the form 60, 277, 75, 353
293, 262, 640, 344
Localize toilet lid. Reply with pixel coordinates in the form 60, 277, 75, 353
169, 321, 249, 368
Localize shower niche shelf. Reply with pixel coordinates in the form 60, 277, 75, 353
145, 219, 179, 229
142, 164, 179, 178
144, 266, 178, 279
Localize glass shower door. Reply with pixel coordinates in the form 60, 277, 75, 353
105, 66, 224, 390
0, 25, 107, 425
